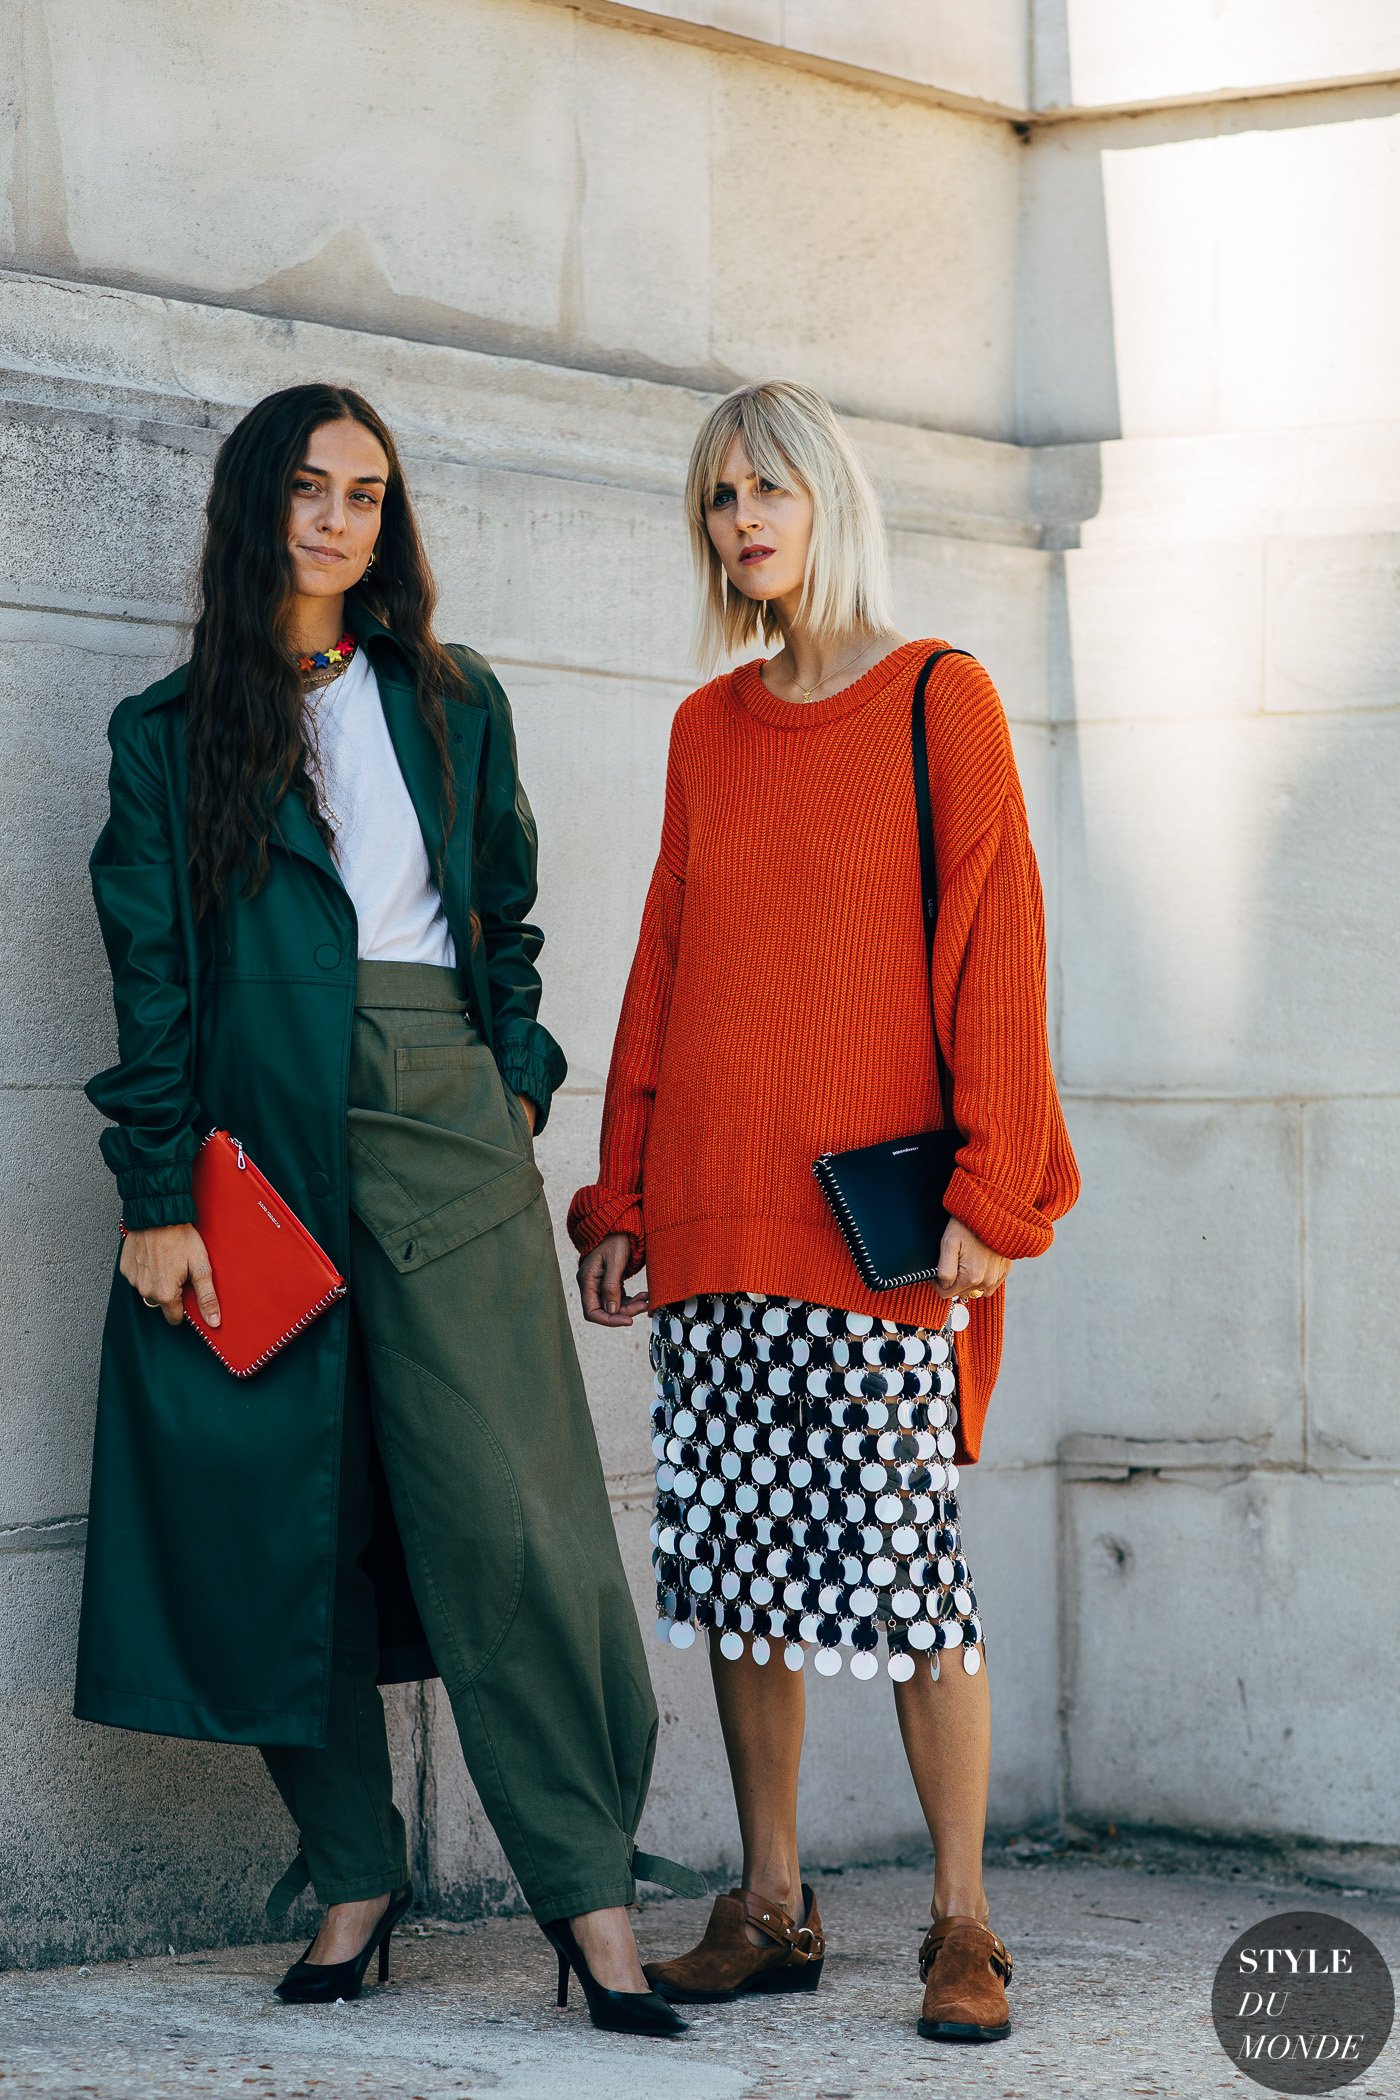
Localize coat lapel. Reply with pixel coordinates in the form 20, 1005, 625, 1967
272, 777, 344, 891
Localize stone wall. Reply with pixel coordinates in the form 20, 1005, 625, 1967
1, 0, 1397, 1965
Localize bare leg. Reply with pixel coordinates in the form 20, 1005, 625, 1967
710, 1640, 808, 1936
893, 1644, 992, 1924
306, 1894, 390, 1963
568, 1906, 649, 1993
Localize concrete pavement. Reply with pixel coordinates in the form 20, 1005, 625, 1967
1, 1837, 1397, 2099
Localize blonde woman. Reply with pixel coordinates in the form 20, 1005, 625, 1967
568, 382, 1078, 2043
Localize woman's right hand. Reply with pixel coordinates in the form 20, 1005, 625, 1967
119, 1224, 221, 1328
578, 1232, 648, 1328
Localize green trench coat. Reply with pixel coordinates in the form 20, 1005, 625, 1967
75, 605, 569, 1748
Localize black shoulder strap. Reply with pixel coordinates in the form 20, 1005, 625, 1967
912, 648, 973, 1135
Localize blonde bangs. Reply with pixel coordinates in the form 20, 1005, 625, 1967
685, 381, 893, 672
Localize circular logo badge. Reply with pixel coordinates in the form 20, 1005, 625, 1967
1213, 1910, 1394, 2093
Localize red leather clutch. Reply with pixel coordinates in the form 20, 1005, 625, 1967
149, 1130, 347, 1376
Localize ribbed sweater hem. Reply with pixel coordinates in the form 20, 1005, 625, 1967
641, 1213, 998, 1464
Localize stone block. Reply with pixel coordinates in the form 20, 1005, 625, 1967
0, 403, 210, 612
574, 23, 713, 372
1063, 1469, 1400, 1845
499, 666, 684, 1087
0, 1542, 304, 1964
1304, 1098, 1400, 1468
709, 58, 1020, 437
1267, 533, 1400, 715
0, 1089, 113, 1529
566, 0, 1031, 110
1052, 1100, 1303, 1458
889, 532, 1053, 726
1058, 714, 1400, 1095
12, 0, 1035, 415
783, 0, 1030, 109
44, 0, 579, 346
1060, 540, 1265, 720
0, 616, 177, 1087
417, 459, 697, 689
978, 1230, 1066, 1468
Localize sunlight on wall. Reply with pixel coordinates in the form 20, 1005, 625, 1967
1041, 0, 1400, 108
1098, 108, 1400, 438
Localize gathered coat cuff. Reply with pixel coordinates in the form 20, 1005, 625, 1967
566, 1185, 645, 1274
495, 1022, 567, 1132
117, 1164, 199, 1233
943, 1164, 1057, 1262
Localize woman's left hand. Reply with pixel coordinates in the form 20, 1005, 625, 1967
936, 1218, 1011, 1301
515, 1092, 538, 1135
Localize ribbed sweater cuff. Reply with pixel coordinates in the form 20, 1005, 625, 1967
944, 1165, 1056, 1262
566, 1186, 645, 1273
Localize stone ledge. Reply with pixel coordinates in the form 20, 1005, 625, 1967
0, 271, 1038, 547
550, 0, 1400, 126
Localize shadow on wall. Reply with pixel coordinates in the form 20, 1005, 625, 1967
1018, 0, 1123, 446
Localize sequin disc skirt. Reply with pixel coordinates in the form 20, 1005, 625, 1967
649, 1292, 983, 1681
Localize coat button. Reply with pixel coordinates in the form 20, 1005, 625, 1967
314, 943, 341, 969
308, 1170, 331, 1197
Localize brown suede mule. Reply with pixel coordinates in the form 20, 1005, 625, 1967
916, 1914, 1013, 2042
644, 1884, 826, 2004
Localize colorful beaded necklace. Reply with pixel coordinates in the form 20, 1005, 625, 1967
298, 632, 357, 692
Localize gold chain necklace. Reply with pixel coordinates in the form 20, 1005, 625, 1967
302, 657, 353, 697
789, 638, 879, 702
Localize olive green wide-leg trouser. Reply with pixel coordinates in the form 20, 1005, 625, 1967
262, 962, 659, 1923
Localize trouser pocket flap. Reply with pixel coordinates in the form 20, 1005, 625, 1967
349, 1115, 543, 1275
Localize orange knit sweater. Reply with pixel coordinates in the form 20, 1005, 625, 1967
567, 641, 1080, 1462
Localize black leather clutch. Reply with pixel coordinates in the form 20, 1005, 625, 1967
813, 647, 970, 1292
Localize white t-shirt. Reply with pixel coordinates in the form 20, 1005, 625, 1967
307, 648, 458, 968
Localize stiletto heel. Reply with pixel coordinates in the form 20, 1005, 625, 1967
540, 1918, 687, 2037
275, 1884, 412, 2004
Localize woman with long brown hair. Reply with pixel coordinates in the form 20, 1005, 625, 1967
77, 383, 689, 2034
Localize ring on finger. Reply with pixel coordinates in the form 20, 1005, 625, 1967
141, 1296, 161, 1308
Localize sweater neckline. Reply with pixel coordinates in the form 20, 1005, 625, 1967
730, 639, 933, 730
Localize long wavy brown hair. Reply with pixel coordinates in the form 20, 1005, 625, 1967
185, 383, 464, 919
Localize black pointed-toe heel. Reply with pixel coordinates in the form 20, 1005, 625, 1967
274, 1884, 413, 2004
542, 1917, 688, 2037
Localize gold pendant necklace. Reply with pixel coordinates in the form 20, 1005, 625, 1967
792, 639, 876, 702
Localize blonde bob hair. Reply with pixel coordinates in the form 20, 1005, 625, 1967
685, 380, 893, 670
